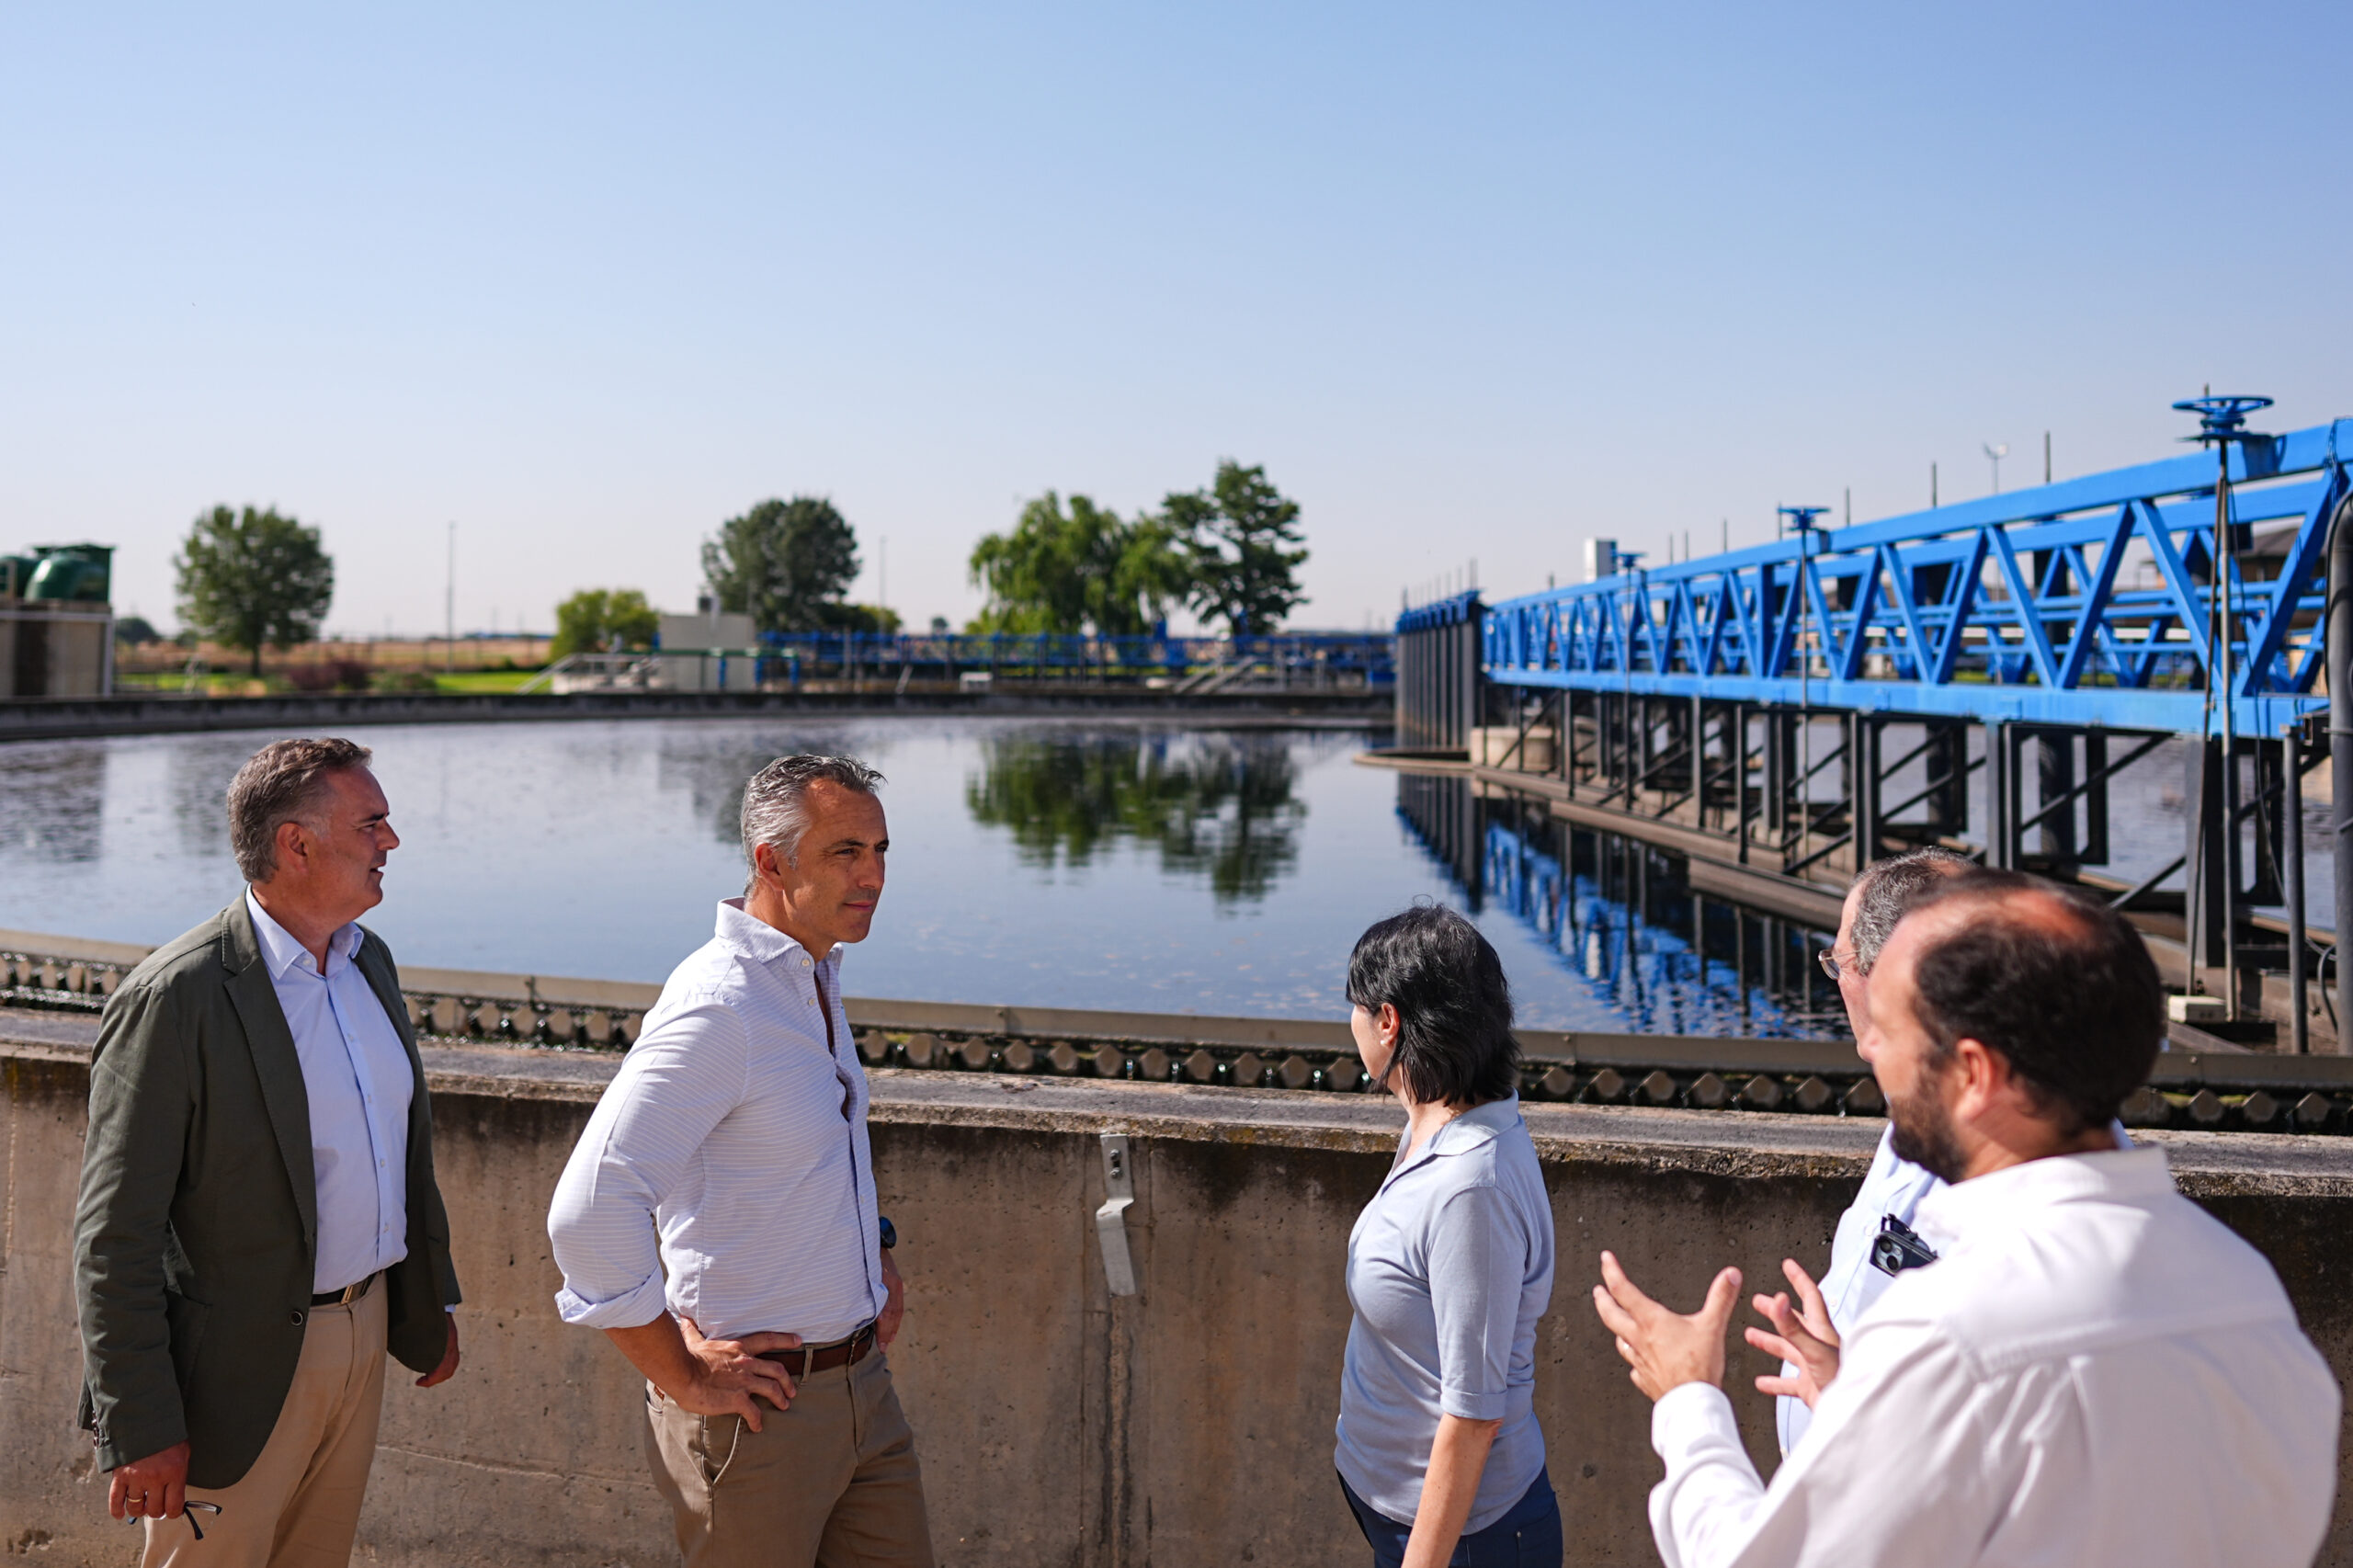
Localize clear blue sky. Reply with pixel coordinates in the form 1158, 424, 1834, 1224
4, 1, 2347, 637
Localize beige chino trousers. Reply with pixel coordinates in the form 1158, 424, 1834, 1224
647, 1350, 934, 1568
142, 1282, 389, 1568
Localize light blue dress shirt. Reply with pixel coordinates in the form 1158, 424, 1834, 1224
1336, 1095, 1556, 1536
1775, 1126, 1936, 1454
245, 891, 413, 1295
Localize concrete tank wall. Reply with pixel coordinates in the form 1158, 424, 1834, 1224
5, 1026, 2351, 1566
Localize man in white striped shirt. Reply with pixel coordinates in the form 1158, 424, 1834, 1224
549, 755, 929, 1568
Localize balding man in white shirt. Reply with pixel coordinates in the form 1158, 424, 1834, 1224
549, 755, 929, 1568
1594, 870, 2339, 1568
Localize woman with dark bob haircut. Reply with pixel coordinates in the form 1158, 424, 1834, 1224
1334, 905, 1560, 1568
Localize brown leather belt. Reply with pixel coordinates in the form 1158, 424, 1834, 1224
311, 1272, 377, 1308
757, 1321, 878, 1379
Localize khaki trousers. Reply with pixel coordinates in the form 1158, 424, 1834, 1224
142, 1282, 390, 1568
647, 1350, 934, 1568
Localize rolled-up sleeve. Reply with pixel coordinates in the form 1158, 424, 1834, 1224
547, 998, 745, 1329
1427, 1184, 1524, 1422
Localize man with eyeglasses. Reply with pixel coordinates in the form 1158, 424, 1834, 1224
1760, 848, 1973, 1454
1761, 847, 2133, 1455
1594, 871, 2336, 1568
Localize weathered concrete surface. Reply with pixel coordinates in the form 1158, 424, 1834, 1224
6, 1016, 2353, 1566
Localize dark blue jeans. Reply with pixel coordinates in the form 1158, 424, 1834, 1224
1339, 1467, 1563, 1568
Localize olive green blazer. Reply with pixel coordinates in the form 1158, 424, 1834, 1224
74, 898, 461, 1488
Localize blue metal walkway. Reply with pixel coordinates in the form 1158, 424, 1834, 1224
1476, 418, 2353, 738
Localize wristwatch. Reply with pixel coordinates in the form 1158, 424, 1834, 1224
878, 1215, 898, 1250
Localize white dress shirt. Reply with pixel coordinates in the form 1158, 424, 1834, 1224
244, 890, 414, 1295
548, 899, 885, 1344
1778, 1119, 2130, 1453
1653, 1148, 2338, 1568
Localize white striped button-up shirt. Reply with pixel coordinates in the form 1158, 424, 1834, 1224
245, 891, 413, 1295
548, 900, 884, 1343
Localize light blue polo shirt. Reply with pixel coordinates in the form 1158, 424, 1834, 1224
1336, 1095, 1556, 1534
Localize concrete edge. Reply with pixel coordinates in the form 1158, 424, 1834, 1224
15, 1024, 2351, 1194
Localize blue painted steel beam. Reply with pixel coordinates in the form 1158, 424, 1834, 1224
1462, 419, 2353, 738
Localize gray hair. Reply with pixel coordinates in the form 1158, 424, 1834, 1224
1850, 847, 1975, 972
227, 737, 375, 884
740, 754, 886, 891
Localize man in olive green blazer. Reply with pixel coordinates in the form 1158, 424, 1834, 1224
74, 738, 461, 1565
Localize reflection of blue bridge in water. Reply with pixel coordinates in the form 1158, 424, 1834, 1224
1398, 773, 1847, 1040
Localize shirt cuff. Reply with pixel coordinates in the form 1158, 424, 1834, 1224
1440, 1387, 1510, 1421
1652, 1381, 1740, 1466
554, 1274, 672, 1330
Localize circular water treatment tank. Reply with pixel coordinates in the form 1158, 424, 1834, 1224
25, 544, 112, 602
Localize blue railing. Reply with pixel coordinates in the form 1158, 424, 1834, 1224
738, 630, 1395, 684
1474, 419, 2353, 736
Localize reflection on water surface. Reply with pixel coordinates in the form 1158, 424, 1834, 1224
1394, 777, 1846, 1040
964, 733, 1304, 903
0, 717, 1839, 1032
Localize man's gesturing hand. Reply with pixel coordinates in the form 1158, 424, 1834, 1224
1591, 1251, 1742, 1403
1746, 1258, 1841, 1408
108, 1441, 190, 1521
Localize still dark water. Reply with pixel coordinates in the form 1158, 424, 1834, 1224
0, 717, 1864, 1035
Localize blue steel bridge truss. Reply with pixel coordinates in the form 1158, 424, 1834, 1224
1479, 420, 2353, 739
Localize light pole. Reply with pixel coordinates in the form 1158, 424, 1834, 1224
2173, 392, 2275, 1020
1983, 443, 2009, 495
444, 522, 457, 673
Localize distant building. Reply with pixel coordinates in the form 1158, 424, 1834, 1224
1, 543, 114, 697
655, 610, 759, 692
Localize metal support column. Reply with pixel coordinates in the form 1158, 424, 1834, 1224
2285, 722, 2310, 1053
1986, 722, 2013, 869
1852, 710, 1881, 870
2034, 729, 2076, 865
2186, 736, 2229, 979
2332, 491, 2353, 1038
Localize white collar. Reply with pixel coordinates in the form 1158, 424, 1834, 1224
244, 888, 360, 979
1913, 1146, 2173, 1252
716, 897, 837, 973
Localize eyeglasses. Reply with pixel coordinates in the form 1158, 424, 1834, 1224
122, 1501, 222, 1541
1817, 949, 1856, 982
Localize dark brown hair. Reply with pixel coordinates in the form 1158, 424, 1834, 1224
1346, 904, 1519, 1108
1902, 870, 2163, 1132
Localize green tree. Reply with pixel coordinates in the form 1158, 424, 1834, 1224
550, 588, 660, 657
702, 496, 861, 633
1162, 460, 1309, 635
824, 603, 904, 633
967, 493, 1190, 635
173, 505, 335, 676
